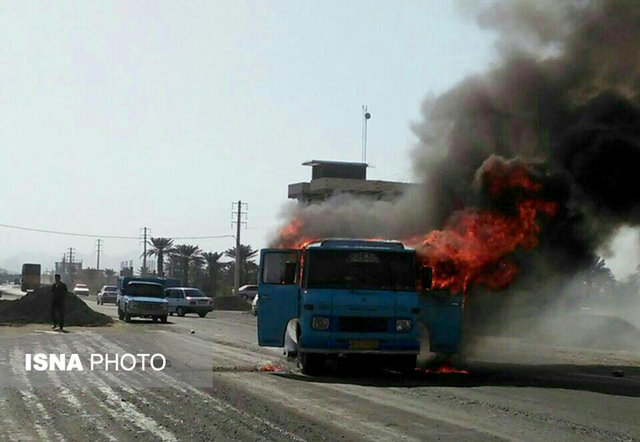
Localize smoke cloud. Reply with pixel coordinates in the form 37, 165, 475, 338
272, 0, 640, 291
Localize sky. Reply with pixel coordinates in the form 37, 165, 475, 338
1, 0, 636, 278
0, 0, 498, 272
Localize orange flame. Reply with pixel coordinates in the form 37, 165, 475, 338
259, 364, 284, 372
275, 159, 557, 295
276, 218, 315, 249
423, 363, 469, 374
410, 198, 557, 293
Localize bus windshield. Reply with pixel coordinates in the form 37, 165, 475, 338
306, 249, 416, 292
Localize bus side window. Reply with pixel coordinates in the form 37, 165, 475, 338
262, 252, 298, 285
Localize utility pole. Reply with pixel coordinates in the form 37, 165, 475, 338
140, 227, 149, 276
361, 105, 371, 163
68, 247, 75, 276
96, 239, 103, 271
231, 201, 247, 295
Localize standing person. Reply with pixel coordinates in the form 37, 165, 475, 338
51, 274, 68, 331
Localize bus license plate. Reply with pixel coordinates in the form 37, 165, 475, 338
349, 340, 378, 350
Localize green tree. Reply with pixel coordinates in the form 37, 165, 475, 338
166, 254, 179, 279
189, 255, 205, 288
577, 257, 617, 305
104, 269, 117, 284
202, 252, 224, 296
145, 237, 174, 277
224, 244, 258, 286
171, 244, 202, 286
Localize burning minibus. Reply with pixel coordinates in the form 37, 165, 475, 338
257, 239, 463, 374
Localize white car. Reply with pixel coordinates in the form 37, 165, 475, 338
164, 287, 213, 318
251, 293, 258, 316
238, 284, 258, 300
73, 283, 90, 296
97, 285, 118, 305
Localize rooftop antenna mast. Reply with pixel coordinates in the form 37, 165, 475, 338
361, 105, 371, 163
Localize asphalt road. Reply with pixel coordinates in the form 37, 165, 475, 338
1, 293, 639, 441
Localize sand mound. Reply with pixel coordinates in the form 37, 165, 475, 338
0, 286, 112, 326
532, 313, 640, 351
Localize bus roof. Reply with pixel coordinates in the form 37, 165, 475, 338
306, 239, 408, 251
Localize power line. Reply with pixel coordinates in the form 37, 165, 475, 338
0, 223, 236, 241
171, 235, 236, 240
0, 223, 138, 239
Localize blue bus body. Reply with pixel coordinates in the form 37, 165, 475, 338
418, 291, 464, 354
257, 239, 463, 372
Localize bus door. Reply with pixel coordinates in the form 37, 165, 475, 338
257, 249, 301, 347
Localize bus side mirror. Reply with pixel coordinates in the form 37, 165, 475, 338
420, 267, 433, 290
282, 262, 297, 284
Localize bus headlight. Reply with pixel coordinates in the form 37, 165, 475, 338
312, 317, 330, 330
395, 319, 412, 332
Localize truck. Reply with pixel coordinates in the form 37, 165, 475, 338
21, 263, 41, 292
116, 276, 178, 323
257, 239, 463, 374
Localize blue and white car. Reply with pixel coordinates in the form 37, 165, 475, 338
117, 277, 169, 323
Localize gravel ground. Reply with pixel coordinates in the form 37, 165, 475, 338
0, 298, 638, 441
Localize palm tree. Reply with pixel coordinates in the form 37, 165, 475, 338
104, 268, 117, 284
171, 244, 202, 286
202, 252, 224, 296
146, 237, 174, 277
224, 244, 258, 285
166, 254, 179, 279
189, 254, 205, 287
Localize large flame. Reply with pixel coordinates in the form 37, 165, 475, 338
409, 198, 557, 293
408, 159, 558, 293
275, 158, 558, 294
276, 218, 315, 249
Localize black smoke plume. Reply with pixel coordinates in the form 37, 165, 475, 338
411, 0, 640, 276
274, 0, 640, 283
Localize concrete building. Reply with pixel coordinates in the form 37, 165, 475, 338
288, 160, 412, 205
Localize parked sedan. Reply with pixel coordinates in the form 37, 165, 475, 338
237, 284, 258, 300
73, 283, 90, 296
164, 287, 213, 318
97, 285, 118, 305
